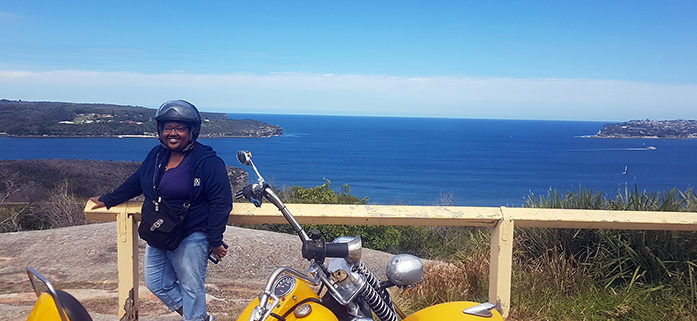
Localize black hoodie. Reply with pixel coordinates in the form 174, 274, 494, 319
99, 141, 232, 248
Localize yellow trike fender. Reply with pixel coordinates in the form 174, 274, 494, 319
28, 293, 66, 321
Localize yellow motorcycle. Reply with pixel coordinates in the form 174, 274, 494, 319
234, 150, 504, 321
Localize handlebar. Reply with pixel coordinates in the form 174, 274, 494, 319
235, 151, 362, 264
236, 183, 311, 242
325, 243, 349, 258
302, 237, 349, 263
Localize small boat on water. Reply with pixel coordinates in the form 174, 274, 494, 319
622, 165, 628, 175
647, 146, 656, 150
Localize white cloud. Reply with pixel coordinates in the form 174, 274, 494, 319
1, 70, 695, 121
0, 12, 21, 23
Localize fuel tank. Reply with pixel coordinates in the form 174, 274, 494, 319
236, 276, 339, 321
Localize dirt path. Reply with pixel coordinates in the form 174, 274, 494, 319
0, 223, 394, 320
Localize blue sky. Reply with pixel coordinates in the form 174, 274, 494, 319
1, 1, 695, 121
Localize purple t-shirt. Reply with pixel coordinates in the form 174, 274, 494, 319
158, 154, 193, 200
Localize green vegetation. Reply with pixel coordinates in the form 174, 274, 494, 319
507, 186, 697, 320
398, 186, 697, 321
246, 179, 405, 251
253, 179, 484, 256
0, 99, 282, 137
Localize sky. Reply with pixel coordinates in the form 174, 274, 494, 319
1, 1, 696, 121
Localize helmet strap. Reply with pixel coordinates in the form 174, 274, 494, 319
181, 141, 195, 152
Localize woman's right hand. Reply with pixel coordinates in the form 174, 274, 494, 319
89, 196, 106, 209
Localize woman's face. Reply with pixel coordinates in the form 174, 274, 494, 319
160, 121, 190, 151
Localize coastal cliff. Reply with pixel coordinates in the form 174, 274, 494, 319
0, 99, 283, 138
596, 119, 697, 138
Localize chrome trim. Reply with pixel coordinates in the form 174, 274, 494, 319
294, 303, 312, 318
332, 236, 362, 264
264, 187, 311, 242
272, 275, 296, 297
385, 254, 424, 286
319, 272, 366, 305
462, 302, 497, 318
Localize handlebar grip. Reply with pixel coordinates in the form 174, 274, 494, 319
324, 243, 349, 258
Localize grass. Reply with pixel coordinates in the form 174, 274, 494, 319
511, 269, 697, 321
399, 251, 491, 313
396, 186, 697, 320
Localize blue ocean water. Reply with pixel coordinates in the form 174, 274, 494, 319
1, 115, 696, 206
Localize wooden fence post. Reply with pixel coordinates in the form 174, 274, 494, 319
116, 209, 139, 320
489, 207, 514, 318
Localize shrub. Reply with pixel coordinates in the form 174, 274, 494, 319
255, 180, 492, 256
38, 180, 85, 228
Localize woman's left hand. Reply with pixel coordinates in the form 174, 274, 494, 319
210, 245, 228, 260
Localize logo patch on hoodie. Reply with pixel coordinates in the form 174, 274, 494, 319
193, 177, 201, 187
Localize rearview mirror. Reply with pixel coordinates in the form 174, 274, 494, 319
237, 150, 252, 165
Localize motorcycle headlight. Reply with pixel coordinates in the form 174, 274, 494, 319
386, 254, 424, 286
332, 236, 362, 264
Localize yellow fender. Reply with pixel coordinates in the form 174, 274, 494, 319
236, 278, 338, 321
404, 301, 504, 321
27, 292, 69, 321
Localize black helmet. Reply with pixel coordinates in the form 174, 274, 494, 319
156, 100, 201, 151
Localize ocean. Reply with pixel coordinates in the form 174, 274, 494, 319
1, 114, 696, 206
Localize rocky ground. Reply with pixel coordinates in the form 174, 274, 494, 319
0, 223, 394, 320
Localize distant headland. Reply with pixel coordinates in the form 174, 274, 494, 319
595, 119, 697, 139
0, 99, 283, 138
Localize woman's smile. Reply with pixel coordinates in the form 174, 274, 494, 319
161, 122, 190, 151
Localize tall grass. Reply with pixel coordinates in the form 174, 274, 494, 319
521, 186, 697, 290
397, 250, 491, 314
399, 186, 697, 320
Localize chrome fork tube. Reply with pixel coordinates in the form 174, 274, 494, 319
263, 187, 310, 242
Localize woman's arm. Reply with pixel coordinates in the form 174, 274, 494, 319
203, 157, 233, 248
93, 147, 159, 208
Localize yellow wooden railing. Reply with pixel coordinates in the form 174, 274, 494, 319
84, 200, 697, 320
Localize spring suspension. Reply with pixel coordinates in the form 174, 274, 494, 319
354, 263, 380, 289
354, 262, 398, 321
354, 263, 392, 304
360, 282, 398, 321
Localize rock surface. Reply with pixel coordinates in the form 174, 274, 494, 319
0, 222, 394, 320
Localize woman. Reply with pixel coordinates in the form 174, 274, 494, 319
90, 100, 232, 321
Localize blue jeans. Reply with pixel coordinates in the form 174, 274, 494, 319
145, 232, 209, 321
